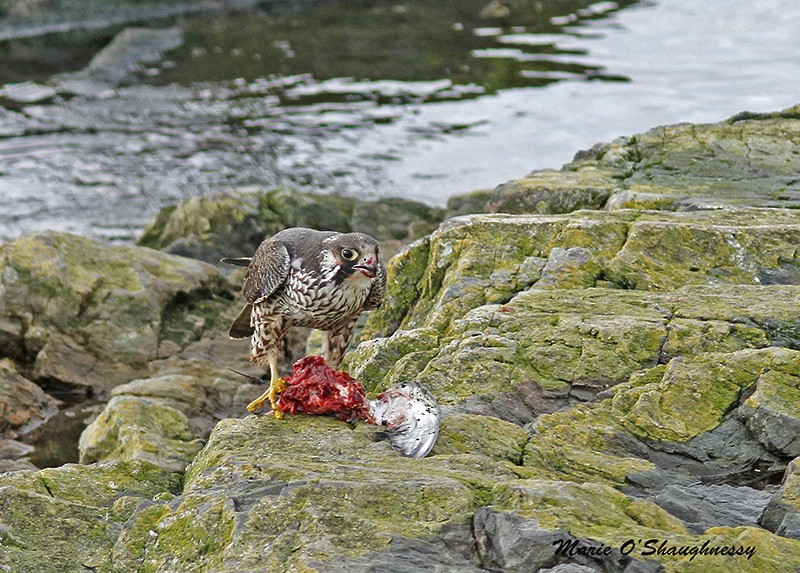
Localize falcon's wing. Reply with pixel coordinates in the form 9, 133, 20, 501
364, 260, 386, 310
243, 237, 291, 304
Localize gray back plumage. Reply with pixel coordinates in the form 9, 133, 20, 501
243, 235, 292, 303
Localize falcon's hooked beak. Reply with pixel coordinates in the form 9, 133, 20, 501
353, 257, 378, 278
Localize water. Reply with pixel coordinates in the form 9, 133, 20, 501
0, 0, 799, 243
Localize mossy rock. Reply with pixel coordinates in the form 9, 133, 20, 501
454, 104, 800, 215
0, 231, 233, 391
519, 348, 799, 486
79, 395, 204, 472
738, 354, 800, 457
486, 167, 618, 214
360, 209, 800, 342
137, 187, 445, 265
0, 459, 181, 573
0, 458, 182, 506
121, 415, 502, 571
350, 286, 800, 417
759, 457, 800, 540
614, 348, 795, 443
433, 412, 528, 464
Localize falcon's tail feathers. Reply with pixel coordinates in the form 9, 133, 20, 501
221, 256, 252, 267
229, 304, 254, 338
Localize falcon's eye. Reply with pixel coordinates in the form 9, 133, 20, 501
341, 248, 358, 261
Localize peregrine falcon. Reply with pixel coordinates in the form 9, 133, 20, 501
223, 227, 386, 419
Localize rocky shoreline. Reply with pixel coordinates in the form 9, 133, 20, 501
2, 105, 800, 572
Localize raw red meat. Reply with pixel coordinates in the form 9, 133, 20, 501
271, 356, 441, 458
277, 356, 375, 423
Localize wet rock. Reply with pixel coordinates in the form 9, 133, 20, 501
0, 231, 234, 393
70, 27, 183, 86
455, 104, 800, 215
651, 484, 774, 534
0, 358, 59, 437
138, 186, 445, 268
737, 360, 800, 458
760, 457, 800, 540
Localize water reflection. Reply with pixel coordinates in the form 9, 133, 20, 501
145, 0, 635, 94
1, 0, 799, 243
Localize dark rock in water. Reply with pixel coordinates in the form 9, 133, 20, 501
62, 26, 183, 88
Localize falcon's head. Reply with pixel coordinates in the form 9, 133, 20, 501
322, 233, 382, 281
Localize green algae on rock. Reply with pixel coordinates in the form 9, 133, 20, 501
79, 395, 204, 472
472, 104, 800, 215
0, 231, 234, 392
357, 209, 800, 340
138, 187, 445, 266
5, 104, 800, 573
349, 283, 800, 420
0, 459, 181, 573
115, 415, 484, 572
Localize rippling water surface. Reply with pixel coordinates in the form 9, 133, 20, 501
0, 0, 798, 242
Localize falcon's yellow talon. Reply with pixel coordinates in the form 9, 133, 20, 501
247, 377, 287, 417
245, 394, 268, 413
267, 376, 286, 418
